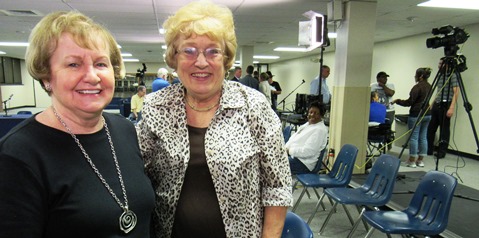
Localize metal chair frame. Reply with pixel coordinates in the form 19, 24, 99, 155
319, 154, 401, 237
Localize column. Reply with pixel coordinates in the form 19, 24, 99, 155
328, 0, 377, 174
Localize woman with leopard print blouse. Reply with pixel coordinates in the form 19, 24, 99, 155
137, 1, 293, 238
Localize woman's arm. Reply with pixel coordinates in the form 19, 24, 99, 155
262, 206, 288, 238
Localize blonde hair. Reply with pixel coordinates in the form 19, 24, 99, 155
163, 0, 237, 71
25, 11, 124, 93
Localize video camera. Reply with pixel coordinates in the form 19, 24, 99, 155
136, 63, 147, 78
426, 25, 469, 49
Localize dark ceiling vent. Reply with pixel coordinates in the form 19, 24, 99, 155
0, 9, 43, 17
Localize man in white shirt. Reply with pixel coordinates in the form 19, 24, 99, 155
370, 71, 395, 123
285, 102, 328, 174
310, 65, 331, 105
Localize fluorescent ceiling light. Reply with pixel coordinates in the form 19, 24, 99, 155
0, 42, 29, 47
121, 53, 132, 57
274, 47, 308, 52
123, 58, 140, 62
418, 0, 479, 10
0, 51, 6, 54
253, 55, 280, 59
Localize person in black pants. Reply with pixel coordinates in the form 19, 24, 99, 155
427, 58, 459, 158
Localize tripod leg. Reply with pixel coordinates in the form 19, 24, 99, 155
454, 71, 479, 153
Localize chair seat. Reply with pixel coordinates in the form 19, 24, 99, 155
362, 210, 444, 235
296, 173, 345, 188
281, 211, 313, 238
324, 186, 391, 207
359, 171, 457, 237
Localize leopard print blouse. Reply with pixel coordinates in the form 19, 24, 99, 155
138, 81, 293, 238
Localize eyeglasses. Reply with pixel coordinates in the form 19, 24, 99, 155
176, 47, 224, 60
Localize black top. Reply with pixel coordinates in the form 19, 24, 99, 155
0, 113, 155, 238
270, 81, 282, 108
172, 126, 226, 238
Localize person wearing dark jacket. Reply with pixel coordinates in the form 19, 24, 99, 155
239, 65, 259, 91
392, 67, 432, 168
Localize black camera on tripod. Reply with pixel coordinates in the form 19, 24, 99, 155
426, 25, 469, 49
426, 25, 469, 57
136, 63, 147, 78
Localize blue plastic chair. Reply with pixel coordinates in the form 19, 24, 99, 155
16, 110, 32, 115
283, 125, 293, 143
291, 146, 329, 202
291, 144, 358, 219
361, 171, 457, 238
281, 211, 313, 238
318, 154, 401, 237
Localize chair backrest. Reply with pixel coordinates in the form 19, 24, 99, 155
281, 211, 313, 238
283, 125, 293, 143
309, 145, 328, 174
328, 144, 359, 185
17, 110, 32, 115
360, 154, 401, 204
405, 171, 457, 233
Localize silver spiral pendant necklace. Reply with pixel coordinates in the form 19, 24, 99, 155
53, 107, 137, 234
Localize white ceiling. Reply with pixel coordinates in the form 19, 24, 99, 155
0, 0, 479, 64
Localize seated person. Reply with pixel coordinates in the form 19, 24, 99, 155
285, 102, 328, 174
369, 91, 387, 125
130, 85, 146, 122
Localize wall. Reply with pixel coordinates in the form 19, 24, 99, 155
273, 23, 479, 156
2, 24, 478, 155
0, 61, 37, 108
0, 61, 171, 108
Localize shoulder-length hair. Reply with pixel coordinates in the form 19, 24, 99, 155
163, 0, 237, 71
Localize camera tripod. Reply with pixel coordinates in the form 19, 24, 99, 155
398, 54, 479, 172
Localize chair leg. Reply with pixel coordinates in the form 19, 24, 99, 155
292, 187, 307, 212
364, 227, 375, 238
356, 205, 369, 231
347, 207, 365, 238
312, 188, 326, 211
342, 204, 355, 226
292, 180, 299, 192
318, 200, 338, 234
307, 193, 327, 224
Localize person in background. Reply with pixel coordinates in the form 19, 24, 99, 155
267, 71, 282, 111
171, 71, 181, 84
130, 85, 146, 123
310, 65, 331, 105
427, 58, 459, 159
152, 67, 170, 92
259, 72, 272, 106
253, 70, 259, 81
239, 65, 259, 90
392, 67, 432, 168
137, 1, 292, 237
0, 11, 154, 237
369, 91, 387, 124
231, 66, 242, 82
371, 71, 395, 124
285, 102, 328, 174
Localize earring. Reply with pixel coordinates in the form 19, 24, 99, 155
45, 84, 52, 92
